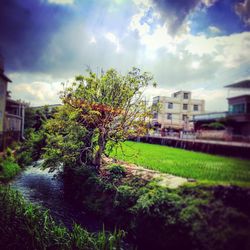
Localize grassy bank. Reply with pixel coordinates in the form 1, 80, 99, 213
110, 141, 250, 186
64, 166, 250, 250
0, 159, 21, 182
0, 186, 125, 250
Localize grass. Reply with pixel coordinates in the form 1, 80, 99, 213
110, 141, 250, 186
0, 186, 126, 250
0, 159, 21, 182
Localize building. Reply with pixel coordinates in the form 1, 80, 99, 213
192, 111, 228, 130
152, 91, 205, 130
226, 80, 250, 138
32, 104, 62, 112
0, 59, 25, 151
191, 111, 229, 141
192, 80, 250, 141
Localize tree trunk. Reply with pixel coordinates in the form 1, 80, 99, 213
79, 131, 93, 165
93, 127, 106, 170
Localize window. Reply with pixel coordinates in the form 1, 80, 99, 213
182, 114, 188, 121
229, 103, 246, 114
153, 97, 160, 104
193, 104, 199, 111
168, 102, 173, 109
183, 93, 189, 99
167, 113, 172, 120
183, 104, 188, 110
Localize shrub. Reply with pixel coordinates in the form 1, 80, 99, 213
15, 150, 33, 167
115, 185, 138, 209
5, 147, 15, 162
129, 184, 192, 250
0, 159, 21, 182
61, 164, 250, 250
108, 165, 126, 180
15, 129, 47, 167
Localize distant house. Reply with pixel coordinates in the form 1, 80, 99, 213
0, 59, 25, 151
32, 104, 62, 112
192, 80, 250, 141
152, 91, 205, 131
226, 80, 250, 138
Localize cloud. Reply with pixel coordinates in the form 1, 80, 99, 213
0, 0, 135, 73
0, 0, 74, 71
185, 32, 250, 68
235, 0, 250, 26
105, 32, 122, 52
192, 88, 227, 111
129, 8, 151, 37
2, 0, 250, 113
151, 0, 200, 34
89, 36, 97, 44
201, 0, 218, 7
131, 24, 181, 55
129, 5, 250, 71
47, 0, 74, 4
8, 72, 63, 106
132, 0, 218, 35
129, 7, 188, 55
208, 25, 221, 34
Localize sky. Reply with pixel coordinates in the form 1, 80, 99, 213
1, 0, 250, 111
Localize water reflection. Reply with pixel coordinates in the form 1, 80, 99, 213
10, 161, 102, 231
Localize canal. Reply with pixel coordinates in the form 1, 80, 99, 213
10, 160, 103, 231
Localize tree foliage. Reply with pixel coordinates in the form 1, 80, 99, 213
44, 67, 155, 170
25, 105, 57, 131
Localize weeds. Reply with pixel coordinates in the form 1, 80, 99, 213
0, 186, 126, 250
0, 150, 21, 182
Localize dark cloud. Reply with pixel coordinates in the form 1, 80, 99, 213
0, 0, 73, 72
151, 0, 210, 34
235, 0, 250, 26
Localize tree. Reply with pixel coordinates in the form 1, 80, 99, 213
44, 67, 156, 170
43, 104, 87, 171
24, 105, 56, 131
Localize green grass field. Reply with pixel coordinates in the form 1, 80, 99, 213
110, 141, 250, 186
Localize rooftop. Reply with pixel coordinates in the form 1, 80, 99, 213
224, 80, 250, 89
192, 111, 228, 121
227, 94, 250, 101
0, 72, 12, 82
0, 56, 11, 82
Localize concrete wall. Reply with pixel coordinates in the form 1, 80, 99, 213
241, 122, 250, 137
197, 130, 229, 141
0, 76, 7, 151
5, 114, 22, 132
0, 76, 7, 132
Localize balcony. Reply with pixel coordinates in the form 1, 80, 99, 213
192, 112, 228, 122
228, 96, 250, 122
6, 98, 23, 117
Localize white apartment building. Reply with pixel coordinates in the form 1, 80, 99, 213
152, 91, 205, 131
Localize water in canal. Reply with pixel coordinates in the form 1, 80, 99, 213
10, 160, 103, 231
